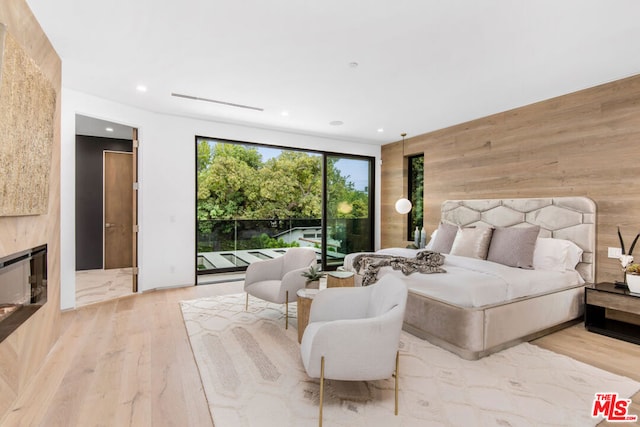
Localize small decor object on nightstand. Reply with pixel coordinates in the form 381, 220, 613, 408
616, 227, 640, 287
618, 254, 634, 287
626, 263, 640, 294
301, 265, 324, 289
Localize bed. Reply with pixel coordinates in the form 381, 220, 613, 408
343, 197, 596, 360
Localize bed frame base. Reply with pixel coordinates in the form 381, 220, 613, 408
402, 285, 585, 360
403, 317, 582, 361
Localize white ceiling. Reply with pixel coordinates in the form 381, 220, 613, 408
25, 0, 640, 145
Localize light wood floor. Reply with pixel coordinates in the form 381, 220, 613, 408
2, 282, 639, 426
75, 268, 134, 307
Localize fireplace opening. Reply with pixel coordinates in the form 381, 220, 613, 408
0, 244, 47, 343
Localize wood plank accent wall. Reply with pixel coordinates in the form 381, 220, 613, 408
0, 0, 61, 421
381, 73, 640, 283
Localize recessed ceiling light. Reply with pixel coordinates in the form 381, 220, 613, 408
105, 127, 114, 132
349, 62, 359, 68
377, 128, 384, 133
281, 111, 289, 117
136, 85, 147, 92
329, 120, 344, 126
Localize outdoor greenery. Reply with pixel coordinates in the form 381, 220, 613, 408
196, 140, 372, 261
197, 141, 369, 227
249, 233, 300, 249
409, 155, 424, 237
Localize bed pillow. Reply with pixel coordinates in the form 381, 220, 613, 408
424, 229, 437, 250
533, 238, 583, 271
429, 223, 458, 254
486, 226, 540, 269
449, 227, 494, 259
564, 240, 584, 270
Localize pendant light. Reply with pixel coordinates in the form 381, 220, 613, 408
395, 133, 413, 214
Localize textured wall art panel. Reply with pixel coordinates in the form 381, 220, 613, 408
0, 28, 56, 216
0, 23, 5, 81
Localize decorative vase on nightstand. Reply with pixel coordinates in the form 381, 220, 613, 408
625, 273, 640, 294
625, 263, 640, 293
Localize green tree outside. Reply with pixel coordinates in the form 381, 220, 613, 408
196, 140, 370, 253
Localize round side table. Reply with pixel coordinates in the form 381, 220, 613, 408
296, 288, 319, 343
326, 271, 355, 288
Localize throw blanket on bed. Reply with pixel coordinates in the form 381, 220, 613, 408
352, 251, 447, 286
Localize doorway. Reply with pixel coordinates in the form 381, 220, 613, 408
104, 151, 133, 269
75, 115, 138, 306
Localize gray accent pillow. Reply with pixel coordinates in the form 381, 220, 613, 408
487, 226, 541, 269
450, 227, 494, 259
429, 223, 458, 254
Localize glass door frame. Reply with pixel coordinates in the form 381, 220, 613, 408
195, 136, 375, 275
321, 154, 375, 271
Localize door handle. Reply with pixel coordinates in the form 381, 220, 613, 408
105, 223, 114, 228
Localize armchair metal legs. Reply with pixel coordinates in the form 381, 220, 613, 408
394, 350, 399, 415
317, 351, 400, 427
319, 356, 325, 427
285, 290, 289, 329
245, 291, 290, 329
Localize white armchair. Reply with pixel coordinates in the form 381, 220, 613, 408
244, 247, 317, 329
299, 275, 408, 426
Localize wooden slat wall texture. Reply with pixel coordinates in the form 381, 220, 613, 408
381, 74, 640, 284
0, 0, 61, 421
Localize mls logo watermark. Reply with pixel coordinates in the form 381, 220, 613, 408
592, 393, 638, 422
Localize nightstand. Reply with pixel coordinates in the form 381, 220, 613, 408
585, 282, 640, 345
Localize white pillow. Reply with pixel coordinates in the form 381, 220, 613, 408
533, 238, 583, 272
424, 229, 437, 250
564, 241, 584, 270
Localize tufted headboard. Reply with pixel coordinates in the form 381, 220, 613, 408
441, 197, 596, 283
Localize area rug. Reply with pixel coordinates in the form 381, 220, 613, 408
180, 294, 639, 427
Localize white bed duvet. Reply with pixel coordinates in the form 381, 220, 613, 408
343, 248, 584, 308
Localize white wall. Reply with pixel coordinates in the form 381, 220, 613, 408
61, 89, 381, 310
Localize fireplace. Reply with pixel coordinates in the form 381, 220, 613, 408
0, 245, 47, 343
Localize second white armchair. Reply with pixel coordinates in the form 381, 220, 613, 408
300, 275, 408, 426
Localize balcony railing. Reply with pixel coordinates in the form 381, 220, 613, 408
197, 217, 370, 273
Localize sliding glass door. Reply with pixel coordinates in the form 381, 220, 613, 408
196, 138, 374, 275
324, 155, 374, 268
